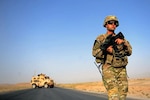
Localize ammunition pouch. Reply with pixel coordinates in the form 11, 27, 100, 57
112, 56, 128, 67
95, 57, 105, 64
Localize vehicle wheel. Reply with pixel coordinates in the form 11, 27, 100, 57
32, 84, 36, 89
50, 85, 54, 88
44, 84, 48, 88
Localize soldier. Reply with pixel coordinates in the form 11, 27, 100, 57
92, 15, 132, 100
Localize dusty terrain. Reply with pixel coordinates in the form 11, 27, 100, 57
0, 78, 150, 99
0, 83, 31, 93
57, 78, 150, 99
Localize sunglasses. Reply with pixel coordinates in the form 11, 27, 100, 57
107, 21, 119, 26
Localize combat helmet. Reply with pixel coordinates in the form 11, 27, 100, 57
103, 15, 119, 27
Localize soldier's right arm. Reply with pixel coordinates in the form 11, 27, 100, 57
92, 35, 105, 58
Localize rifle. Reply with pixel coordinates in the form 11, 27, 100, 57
100, 32, 124, 57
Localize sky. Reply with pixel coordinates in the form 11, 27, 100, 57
0, 0, 150, 84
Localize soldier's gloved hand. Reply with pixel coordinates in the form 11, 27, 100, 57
115, 38, 124, 45
106, 46, 113, 54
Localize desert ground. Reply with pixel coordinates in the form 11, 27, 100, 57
0, 78, 150, 99
0, 83, 31, 93
57, 78, 150, 100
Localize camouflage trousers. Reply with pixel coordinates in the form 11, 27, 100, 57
102, 64, 128, 100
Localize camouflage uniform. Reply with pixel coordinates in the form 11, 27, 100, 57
92, 15, 132, 100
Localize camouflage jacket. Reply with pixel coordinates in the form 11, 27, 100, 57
92, 33, 132, 67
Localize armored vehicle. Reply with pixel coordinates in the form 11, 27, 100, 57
30, 73, 54, 88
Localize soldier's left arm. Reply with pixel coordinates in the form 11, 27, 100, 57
123, 39, 132, 56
